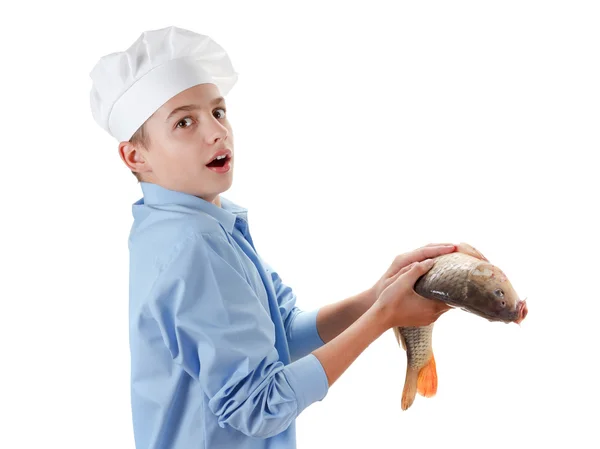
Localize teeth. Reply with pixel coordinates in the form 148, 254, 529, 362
215, 154, 227, 160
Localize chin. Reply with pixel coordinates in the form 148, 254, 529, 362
208, 176, 233, 198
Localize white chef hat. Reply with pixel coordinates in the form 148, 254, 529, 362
89, 26, 238, 142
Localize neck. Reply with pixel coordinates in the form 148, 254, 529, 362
212, 195, 221, 207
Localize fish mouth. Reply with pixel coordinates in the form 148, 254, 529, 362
455, 301, 522, 324
515, 299, 528, 324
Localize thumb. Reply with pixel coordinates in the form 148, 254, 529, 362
434, 301, 452, 314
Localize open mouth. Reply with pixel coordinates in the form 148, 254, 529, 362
206, 154, 231, 169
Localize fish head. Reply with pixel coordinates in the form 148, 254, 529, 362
466, 262, 528, 324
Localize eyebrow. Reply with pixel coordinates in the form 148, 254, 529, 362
165, 97, 226, 122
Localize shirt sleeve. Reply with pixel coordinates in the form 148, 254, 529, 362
145, 232, 329, 439
264, 263, 326, 362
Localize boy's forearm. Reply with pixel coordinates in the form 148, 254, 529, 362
315, 288, 376, 344
312, 304, 389, 387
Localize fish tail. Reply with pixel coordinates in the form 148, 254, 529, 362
401, 365, 419, 410
417, 353, 438, 398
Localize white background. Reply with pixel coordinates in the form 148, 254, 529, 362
1, 1, 598, 447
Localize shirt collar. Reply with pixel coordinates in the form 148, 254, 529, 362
138, 182, 248, 233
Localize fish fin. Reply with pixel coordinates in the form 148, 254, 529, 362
393, 327, 407, 351
401, 365, 419, 410
416, 353, 438, 398
456, 242, 489, 262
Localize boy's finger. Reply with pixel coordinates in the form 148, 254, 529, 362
412, 245, 455, 263
397, 261, 418, 277
436, 305, 451, 315
423, 242, 455, 249
388, 266, 407, 284
402, 258, 435, 283
436, 302, 452, 314
391, 244, 455, 272
385, 262, 417, 291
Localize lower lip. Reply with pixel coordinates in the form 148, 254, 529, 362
206, 158, 232, 174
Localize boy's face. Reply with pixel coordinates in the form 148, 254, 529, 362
121, 83, 234, 204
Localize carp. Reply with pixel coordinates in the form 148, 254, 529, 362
394, 243, 528, 410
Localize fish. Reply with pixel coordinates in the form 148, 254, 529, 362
393, 242, 528, 410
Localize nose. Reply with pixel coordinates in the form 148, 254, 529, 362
203, 114, 228, 144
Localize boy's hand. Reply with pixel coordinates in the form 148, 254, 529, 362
373, 258, 452, 328
371, 243, 456, 303
370, 242, 490, 304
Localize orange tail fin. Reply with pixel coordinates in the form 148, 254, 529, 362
417, 353, 438, 397
401, 366, 419, 410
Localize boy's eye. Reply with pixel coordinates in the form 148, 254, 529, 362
176, 108, 226, 129
176, 117, 193, 128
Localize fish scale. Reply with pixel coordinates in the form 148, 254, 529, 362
398, 324, 433, 369
415, 253, 473, 305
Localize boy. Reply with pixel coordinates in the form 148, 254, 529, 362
89, 25, 463, 449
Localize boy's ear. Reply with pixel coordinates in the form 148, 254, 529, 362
119, 141, 151, 175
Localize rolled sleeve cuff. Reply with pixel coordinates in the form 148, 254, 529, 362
289, 308, 325, 358
284, 353, 329, 415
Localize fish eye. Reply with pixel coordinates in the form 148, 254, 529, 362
494, 289, 504, 298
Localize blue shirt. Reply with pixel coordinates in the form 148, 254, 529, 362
127, 182, 329, 449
